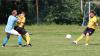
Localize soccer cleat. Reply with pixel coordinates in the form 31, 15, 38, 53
73, 41, 78, 44
18, 45, 22, 47
27, 44, 32, 47
2, 44, 6, 48
18, 44, 22, 47
2, 46, 5, 48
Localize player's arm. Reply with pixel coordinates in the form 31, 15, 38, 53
17, 19, 21, 23
16, 16, 21, 23
93, 18, 97, 26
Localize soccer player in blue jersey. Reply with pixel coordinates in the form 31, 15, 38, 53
2, 10, 22, 47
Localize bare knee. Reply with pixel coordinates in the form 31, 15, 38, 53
25, 32, 29, 36
86, 33, 89, 36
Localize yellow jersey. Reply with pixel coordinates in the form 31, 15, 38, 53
87, 16, 97, 29
17, 15, 26, 28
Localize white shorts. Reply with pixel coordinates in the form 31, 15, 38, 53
5, 29, 20, 36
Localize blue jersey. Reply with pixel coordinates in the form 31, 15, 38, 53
5, 15, 18, 32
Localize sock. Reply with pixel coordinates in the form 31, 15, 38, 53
26, 35, 30, 45
76, 35, 84, 42
2, 34, 10, 46
18, 35, 22, 45
86, 35, 90, 44
22, 35, 27, 42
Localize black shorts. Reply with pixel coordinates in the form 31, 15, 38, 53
83, 27, 95, 36
14, 26, 27, 35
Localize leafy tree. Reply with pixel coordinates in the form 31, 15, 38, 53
0, 0, 83, 25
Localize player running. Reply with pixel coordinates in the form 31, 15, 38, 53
73, 10, 97, 45
14, 11, 32, 47
2, 10, 22, 47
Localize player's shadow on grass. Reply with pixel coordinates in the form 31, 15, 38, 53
90, 43, 100, 46
7, 45, 18, 47
7, 45, 27, 47
72, 43, 100, 46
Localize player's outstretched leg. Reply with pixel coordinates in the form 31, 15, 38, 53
73, 34, 85, 44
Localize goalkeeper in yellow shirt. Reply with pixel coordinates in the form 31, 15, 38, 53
14, 11, 32, 47
73, 10, 97, 45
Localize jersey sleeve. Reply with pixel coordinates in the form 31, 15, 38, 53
93, 17, 97, 23
15, 16, 19, 22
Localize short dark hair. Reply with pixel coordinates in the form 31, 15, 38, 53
12, 10, 17, 15
90, 10, 96, 15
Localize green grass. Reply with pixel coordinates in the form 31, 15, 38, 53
0, 25, 100, 56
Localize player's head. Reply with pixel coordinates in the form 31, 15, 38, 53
12, 10, 17, 16
89, 10, 96, 18
18, 11, 25, 17
21, 11, 25, 16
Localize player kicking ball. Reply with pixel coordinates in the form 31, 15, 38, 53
14, 11, 32, 47
73, 10, 97, 45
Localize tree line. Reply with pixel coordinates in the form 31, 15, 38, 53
0, 0, 82, 25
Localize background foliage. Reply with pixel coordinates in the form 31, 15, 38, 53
0, 0, 87, 25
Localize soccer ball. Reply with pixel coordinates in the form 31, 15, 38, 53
65, 34, 72, 39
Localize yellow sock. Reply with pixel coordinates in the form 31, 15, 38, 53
26, 35, 30, 45
76, 35, 84, 42
22, 35, 27, 42
86, 35, 90, 44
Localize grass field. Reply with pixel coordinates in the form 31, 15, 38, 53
0, 25, 100, 56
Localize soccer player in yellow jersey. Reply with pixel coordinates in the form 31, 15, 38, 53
14, 11, 32, 47
73, 10, 97, 45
